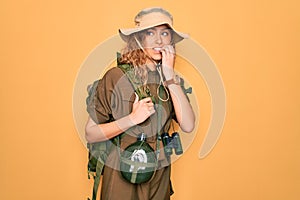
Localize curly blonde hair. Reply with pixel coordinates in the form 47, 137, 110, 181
118, 31, 150, 85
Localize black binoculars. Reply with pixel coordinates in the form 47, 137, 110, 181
161, 132, 183, 156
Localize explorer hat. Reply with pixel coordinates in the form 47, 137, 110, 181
119, 7, 189, 44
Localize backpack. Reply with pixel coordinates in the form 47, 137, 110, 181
85, 78, 113, 200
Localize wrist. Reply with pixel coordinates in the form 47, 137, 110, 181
116, 114, 137, 132
161, 67, 174, 80
128, 113, 139, 126
164, 75, 181, 86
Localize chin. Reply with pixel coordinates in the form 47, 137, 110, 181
150, 54, 162, 61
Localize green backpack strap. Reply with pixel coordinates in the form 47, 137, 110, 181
87, 142, 108, 200
117, 57, 155, 102
90, 157, 105, 200
87, 158, 104, 200
87, 139, 117, 200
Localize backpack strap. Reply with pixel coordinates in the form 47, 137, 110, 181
90, 156, 104, 200
87, 138, 118, 200
87, 142, 107, 200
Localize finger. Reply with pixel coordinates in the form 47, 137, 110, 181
147, 108, 154, 116
150, 108, 156, 115
148, 105, 154, 111
146, 100, 154, 105
164, 45, 173, 53
134, 93, 139, 104
161, 50, 175, 61
141, 97, 152, 103
162, 45, 175, 54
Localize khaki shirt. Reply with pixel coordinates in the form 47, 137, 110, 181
91, 66, 175, 168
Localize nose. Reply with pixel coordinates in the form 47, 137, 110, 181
155, 34, 162, 44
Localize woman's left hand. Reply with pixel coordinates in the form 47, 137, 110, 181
161, 45, 176, 80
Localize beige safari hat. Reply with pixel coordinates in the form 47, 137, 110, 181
119, 7, 189, 44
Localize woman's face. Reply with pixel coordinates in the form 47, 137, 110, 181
142, 25, 173, 61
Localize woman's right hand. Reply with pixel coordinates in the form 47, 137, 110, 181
129, 94, 155, 125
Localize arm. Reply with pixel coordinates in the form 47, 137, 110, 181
161, 45, 195, 133
167, 83, 195, 133
85, 96, 155, 143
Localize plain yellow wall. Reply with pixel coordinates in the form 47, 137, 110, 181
1, 0, 299, 199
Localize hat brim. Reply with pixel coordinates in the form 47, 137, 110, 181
119, 22, 189, 44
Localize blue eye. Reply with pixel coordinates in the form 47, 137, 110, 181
161, 32, 169, 36
146, 31, 154, 36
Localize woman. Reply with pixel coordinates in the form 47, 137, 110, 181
85, 7, 195, 200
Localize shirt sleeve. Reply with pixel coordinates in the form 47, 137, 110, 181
87, 67, 122, 124
87, 67, 135, 124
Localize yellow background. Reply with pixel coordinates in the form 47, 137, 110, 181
1, 0, 299, 199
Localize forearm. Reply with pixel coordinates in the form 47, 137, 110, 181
85, 115, 136, 143
168, 84, 195, 133
85, 96, 155, 143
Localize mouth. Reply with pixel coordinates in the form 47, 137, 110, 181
153, 47, 162, 53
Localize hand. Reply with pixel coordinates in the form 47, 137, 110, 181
161, 45, 176, 80
129, 94, 155, 125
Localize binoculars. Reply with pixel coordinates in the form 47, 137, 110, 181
161, 132, 183, 156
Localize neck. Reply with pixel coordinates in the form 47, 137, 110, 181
145, 59, 160, 71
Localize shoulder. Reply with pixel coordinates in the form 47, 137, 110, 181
98, 67, 134, 93
100, 67, 126, 84
104, 67, 124, 79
